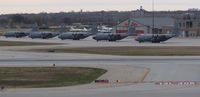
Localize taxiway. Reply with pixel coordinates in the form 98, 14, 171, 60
0, 37, 200, 97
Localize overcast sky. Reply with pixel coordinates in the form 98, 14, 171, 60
0, 0, 199, 14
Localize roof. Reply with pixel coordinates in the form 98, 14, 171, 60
132, 17, 175, 28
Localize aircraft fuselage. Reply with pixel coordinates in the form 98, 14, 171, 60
58, 32, 90, 40
135, 34, 175, 43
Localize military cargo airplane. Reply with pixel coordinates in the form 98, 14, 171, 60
58, 25, 98, 40
3, 24, 39, 38
135, 20, 180, 43
3, 31, 28, 38
92, 21, 135, 41
135, 34, 176, 43
29, 24, 65, 39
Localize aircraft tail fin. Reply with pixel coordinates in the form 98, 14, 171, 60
31, 23, 39, 32
59, 23, 66, 33
126, 20, 136, 36
90, 24, 98, 35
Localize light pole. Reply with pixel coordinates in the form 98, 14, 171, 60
152, 0, 155, 34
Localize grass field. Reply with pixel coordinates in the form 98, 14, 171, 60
30, 46, 200, 56
0, 67, 107, 88
0, 41, 61, 46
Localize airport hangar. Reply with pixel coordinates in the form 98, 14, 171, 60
113, 7, 200, 38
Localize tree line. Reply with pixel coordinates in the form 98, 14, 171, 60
0, 11, 131, 28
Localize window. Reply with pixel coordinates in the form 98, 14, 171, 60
179, 23, 182, 27
190, 22, 193, 28
186, 21, 193, 28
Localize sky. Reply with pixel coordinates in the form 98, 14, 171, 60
0, 0, 200, 14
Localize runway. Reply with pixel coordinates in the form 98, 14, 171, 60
1, 56, 200, 66
1, 37, 200, 97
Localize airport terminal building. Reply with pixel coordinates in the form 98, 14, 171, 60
176, 13, 200, 37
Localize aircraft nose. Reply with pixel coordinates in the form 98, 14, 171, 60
135, 37, 139, 41
28, 34, 32, 37
58, 35, 62, 38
